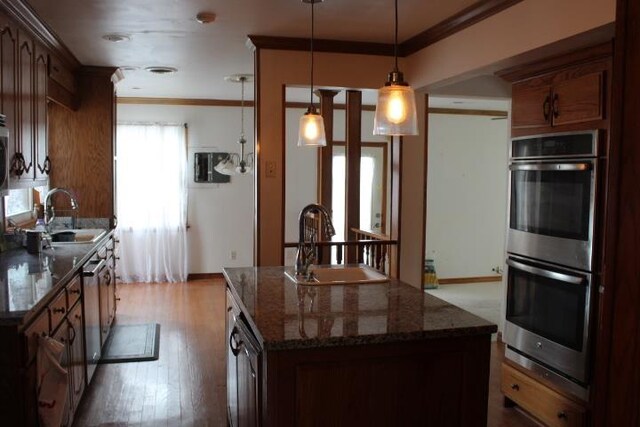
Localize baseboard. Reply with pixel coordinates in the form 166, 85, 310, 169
436, 275, 502, 285
187, 273, 224, 281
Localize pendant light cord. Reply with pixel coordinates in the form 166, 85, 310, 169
310, 0, 315, 108
240, 77, 245, 140
394, 0, 398, 72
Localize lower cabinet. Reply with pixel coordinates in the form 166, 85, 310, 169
502, 362, 586, 427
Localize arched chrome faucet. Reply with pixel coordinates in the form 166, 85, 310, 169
295, 203, 336, 278
43, 188, 79, 229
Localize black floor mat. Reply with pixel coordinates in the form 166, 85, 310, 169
99, 323, 160, 364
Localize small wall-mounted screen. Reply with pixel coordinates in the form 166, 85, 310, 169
194, 152, 231, 183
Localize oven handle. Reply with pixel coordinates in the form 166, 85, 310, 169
509, 163, 592, 172
506, 259, 586, 285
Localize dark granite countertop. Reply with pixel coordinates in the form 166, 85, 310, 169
223, 266, 497, 351
0, 229, 114, 327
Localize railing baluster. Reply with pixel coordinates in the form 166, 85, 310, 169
337, 245, 343, 265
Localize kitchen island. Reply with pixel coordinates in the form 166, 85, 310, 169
224, 266, 497, 427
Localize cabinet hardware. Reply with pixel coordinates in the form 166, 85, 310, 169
511, 383, 519, 391
53, 307, 66, 314
69, 289, 80, 295
68, 318, 77, 345
552, 93, 560, 118
557, 411, 568, 419
43, 156, 51, 174
543, 95, 551, 121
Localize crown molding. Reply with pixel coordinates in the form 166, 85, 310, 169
1, 0, 80, 69
400, 0, 525, 56
247, 35, 394, 57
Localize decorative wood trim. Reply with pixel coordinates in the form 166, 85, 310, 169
429, 107, 508, 117
389, 137, 401, 278
117, 97, 256, 107
437, 275, 503, 285
247, 35, 394, 57
0, 0, 80, 69
401, 0, 525, 56
345, 90, 362, 263
187, 273, 224, 281
420, 94, 429, 290
596, 0, 640, 424
496, 41, 613, 82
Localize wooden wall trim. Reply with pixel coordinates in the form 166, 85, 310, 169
118, 97, 256, 107
247, 35, 394, 57
1, 0, 80, 69
345, 91, 362, 262
496, 41, 613, 82
437, 276, 503, 285
248, 1, 523, 58
429, 108, 508, 117
400, 0, 525, 56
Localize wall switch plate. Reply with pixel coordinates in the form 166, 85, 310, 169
266, 161, 276, 178
230, 250, 237, 260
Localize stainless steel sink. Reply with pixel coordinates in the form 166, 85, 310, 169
285, 265, 389, 286
50, 228, 107, 245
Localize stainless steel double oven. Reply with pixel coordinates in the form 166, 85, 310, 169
504, 130, 601, 400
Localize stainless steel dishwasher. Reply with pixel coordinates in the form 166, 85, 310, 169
83, 256, 105, 384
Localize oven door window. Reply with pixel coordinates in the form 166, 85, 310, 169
506, 263, 587, 351
510, 164, 592, 241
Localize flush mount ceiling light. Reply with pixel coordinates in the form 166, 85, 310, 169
297, 0, 326, 147
102, 33, 131, 43
196, 11, 217, 24
373, 0, 418, 136
215, 74, 254, 175
144, 66, 178, 75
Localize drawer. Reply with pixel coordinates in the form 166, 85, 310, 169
23, 310, 50, 364
48, 54, 76, 94
502, 363, 585, 427
66, 276, 82, 307
48, 290, 68, 333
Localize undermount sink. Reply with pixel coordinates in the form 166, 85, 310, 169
50, 228, 107, 245
285, 265, 389, 286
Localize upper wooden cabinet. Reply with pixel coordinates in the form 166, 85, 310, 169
34, 44, 49, 180
511, 64, 605, 130
499, 42, 612, 135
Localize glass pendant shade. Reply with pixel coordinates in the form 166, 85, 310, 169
374, 81, 418, 136
298, 110, 327, 147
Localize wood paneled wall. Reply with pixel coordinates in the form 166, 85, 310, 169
48, 67, 116, 220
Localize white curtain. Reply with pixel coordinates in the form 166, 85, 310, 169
115, 124, 188, 283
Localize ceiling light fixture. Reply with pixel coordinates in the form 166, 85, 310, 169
297, 0, 326, 147
215, 74, 254, 175
373, 0, 418, 136
196, 12, 217, 24
144, 66, 178, 75
102, 33, 131, 43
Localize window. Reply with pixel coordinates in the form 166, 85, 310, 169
4, 188, 33, 223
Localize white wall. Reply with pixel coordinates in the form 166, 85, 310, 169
426, 111, 509, 279
118, 103, 254, 274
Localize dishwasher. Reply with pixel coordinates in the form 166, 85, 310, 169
82, 256, 105, 384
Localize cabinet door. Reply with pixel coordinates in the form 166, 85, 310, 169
0, 22, 18, 167
17, 33, 34, 179
98, 265, 111, 346
237, 337, 258, 427
227, 297, 239, 427
68, 303, 85, 425
552, 71, 603, 126
34, 46, 48, 180
51, 321, 72, 427
512, 80, 552, 129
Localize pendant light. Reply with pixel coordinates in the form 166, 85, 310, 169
298, 0, 327, 147
373, 0, 418, 136
215, 74, 254, 175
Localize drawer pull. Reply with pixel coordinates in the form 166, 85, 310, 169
69, 289, 80, 295
53, 307, 66, 314
511, 383, 520, 391
558, 411, 568, 420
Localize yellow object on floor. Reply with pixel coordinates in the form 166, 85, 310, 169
424, 259, 439, 289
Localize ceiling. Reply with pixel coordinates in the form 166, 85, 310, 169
26, 0, 480, 101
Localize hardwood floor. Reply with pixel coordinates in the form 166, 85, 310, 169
74, 280, 537, 426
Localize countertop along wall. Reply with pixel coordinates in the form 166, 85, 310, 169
117, 103, 254, 274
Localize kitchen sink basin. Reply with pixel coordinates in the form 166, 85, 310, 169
285, 265, 389, 286
50, 228, 107, 245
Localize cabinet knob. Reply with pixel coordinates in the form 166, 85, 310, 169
69, 289, 80, 295
552, 93, 560, 118
557, 411, 568, 420
53, 307, 66, 314
511, 383, 520, 391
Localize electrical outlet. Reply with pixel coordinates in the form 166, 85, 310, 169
266, 161, 276, 178
230, 250, 237, 260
